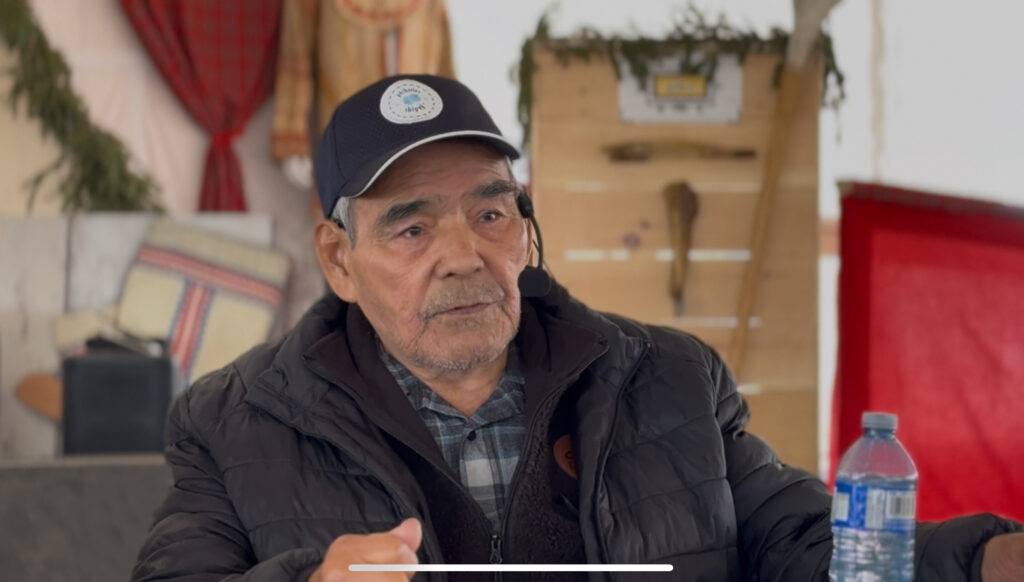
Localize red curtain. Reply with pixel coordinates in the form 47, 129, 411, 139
122, 0, 282, 211
833, 182, 1024, 522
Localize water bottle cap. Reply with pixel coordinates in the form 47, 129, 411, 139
862, 411, 898, 430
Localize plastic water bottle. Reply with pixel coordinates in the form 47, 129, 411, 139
829, 412, 917, 582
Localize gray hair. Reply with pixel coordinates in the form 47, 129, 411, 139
329, 153, 516, 248
330, 197, 356, 246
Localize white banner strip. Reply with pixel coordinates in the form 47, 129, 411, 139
554, 180, 759, 195
564, 249, 609, 261
564, 249, 750, 262
350, 564, 673, 572
656, 248, 751, 262
608, 249, 631, 261
663, 316, 762, 328
737, 383, 763, 395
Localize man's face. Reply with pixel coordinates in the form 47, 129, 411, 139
320, 140, 529, 372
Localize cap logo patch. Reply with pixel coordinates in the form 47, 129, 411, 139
380, 79, 443, 124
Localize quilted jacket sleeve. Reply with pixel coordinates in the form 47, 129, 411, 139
132, 370, 322, 582
707, 344, 1022, 582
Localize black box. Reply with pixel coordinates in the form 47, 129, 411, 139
62, 354, 173, 454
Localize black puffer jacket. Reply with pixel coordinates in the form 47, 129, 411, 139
133, 284, 1020, 581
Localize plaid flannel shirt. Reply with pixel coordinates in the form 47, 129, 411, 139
379, 342, 526, 525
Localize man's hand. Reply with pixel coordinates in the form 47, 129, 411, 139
309, 518, 422, 581
982, 533, 1024, 581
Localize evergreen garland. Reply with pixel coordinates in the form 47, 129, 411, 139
0, 0, 161, 212
514, 7, 846, 149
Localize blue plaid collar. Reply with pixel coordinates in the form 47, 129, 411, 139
377, 340, 526, 425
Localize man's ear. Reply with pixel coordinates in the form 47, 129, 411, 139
313, 219, 358, 303
523, 216, 536, 267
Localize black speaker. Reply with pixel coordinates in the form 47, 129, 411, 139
62, 354, 173, 455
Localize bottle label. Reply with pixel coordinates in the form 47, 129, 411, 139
832, 481, 916, 533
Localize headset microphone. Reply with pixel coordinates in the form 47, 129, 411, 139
515, 192, 552, 298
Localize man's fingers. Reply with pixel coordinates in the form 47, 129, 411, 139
316, 521, 422, 581
982, 533, 1024, 582
388, 518, 423, 553
355, 531, 419, 563
323, 572, 410, 582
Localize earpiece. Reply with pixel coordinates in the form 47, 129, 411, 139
515, 191, 551, 297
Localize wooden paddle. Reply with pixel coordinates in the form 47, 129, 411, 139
664, 183, 700, 316
727, 0, 841, 374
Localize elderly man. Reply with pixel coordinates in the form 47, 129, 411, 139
133, 75, 1023, 581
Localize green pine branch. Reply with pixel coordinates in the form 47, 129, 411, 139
513, 5, 846, 150
0, 0, 162, 212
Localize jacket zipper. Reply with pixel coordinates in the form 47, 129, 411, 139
490, 532, 503, 582
283, 337, 620, 572
494, 348, 608, 572
591, 341, 649, 567
492, 386, 563, 579
490, 532, 503, 563
330, 371, 518, 573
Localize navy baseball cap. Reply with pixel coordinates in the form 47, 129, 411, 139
314, 74, 521, 218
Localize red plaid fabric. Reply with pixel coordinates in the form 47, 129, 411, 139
122, 0, 282, 211
169, 283, 214, 376
834, 182, 1024, 522
137, 246, 284, 306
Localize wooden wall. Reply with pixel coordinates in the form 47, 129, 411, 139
530, 46, 820, 472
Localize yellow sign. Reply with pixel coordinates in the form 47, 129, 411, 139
654, 74, 708, 99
